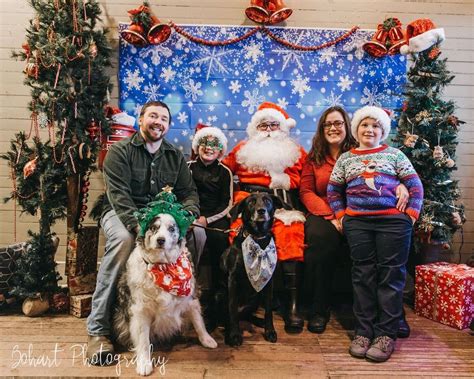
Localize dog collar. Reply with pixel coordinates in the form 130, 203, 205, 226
242, 229, 270, 241
242, 235, 277, 293
148, 253, 192, 297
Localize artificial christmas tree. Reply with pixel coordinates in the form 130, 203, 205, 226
1, 0, 111, 304
394, 19, 465, 259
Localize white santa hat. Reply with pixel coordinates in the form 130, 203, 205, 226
351, 106, 392, 142
192, 123, 228, 156
400, 19, 445, 55
246, 102, 296, 138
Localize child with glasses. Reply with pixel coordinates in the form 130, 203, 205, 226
327, 106, 423, 362
188, 124, 233, 331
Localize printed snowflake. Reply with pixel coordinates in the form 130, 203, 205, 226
241, 88, 265, 114
256, 71, 271, 87
277, 97, 289, 109
124, 68, 144, 91
244, 41, 264, 63
291, 75, 311, 98
160, 66, 176, 83
323, 91, 343, 106
172, 56, 183, 67
177, 112, 188, 124
336, 59, 345, 70
337, 75, 353, 92
183, 79, 204, 101
139, 45, 173, 66
360, 86, 385, 106
342, 32, 367, 60
309, 63, 319, 74
319, 46, 338, 65
191, 46, 232, 80
229, 80, 242, 94
243, 62, 254, 74
143, 84, 163, 101
123, 55, 134, 66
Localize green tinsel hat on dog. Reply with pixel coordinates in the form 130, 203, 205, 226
134, 186, 195, 238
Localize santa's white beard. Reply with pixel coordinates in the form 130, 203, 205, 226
236, 130, 301, 181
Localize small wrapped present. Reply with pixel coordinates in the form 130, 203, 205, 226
415, 262, 474, 329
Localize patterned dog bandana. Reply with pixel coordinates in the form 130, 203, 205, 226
242, 235, 277, 293
148, 253, 193, 296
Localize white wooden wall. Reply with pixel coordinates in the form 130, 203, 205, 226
1, 1, 473, 278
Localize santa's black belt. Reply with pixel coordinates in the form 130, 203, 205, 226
239, 183, 293, 205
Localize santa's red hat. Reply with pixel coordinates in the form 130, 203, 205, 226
247, 102, 296, 137
192, 123, 228, 157
400, 19, 445, 55
105, 106, 136, 127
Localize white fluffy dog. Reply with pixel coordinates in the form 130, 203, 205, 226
113, 213, 217, 376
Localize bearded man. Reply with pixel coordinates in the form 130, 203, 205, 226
223, 102, 307, 333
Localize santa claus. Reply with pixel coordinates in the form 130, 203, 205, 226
223, 102, 307, 333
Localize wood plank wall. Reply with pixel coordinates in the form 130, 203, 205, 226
1, 1, 473, 279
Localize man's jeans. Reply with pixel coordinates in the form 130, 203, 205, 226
343, 215, 412, 340
87, 210, 135, 336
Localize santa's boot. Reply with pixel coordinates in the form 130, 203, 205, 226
282, 261, 303, 333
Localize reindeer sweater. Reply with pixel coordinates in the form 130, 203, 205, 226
327, 144, 423, 220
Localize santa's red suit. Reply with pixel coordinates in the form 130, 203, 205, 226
222, 104, 307, 262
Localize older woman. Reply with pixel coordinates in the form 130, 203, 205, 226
300, 106, 410, 334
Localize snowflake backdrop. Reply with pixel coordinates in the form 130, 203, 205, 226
119, 24, 407, 155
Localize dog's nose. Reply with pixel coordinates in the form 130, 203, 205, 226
257, 208, 266, 215
156, 237, 166, 246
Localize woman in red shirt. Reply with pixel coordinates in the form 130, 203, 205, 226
300, 106, 355, 333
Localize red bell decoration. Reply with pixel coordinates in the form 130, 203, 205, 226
387, 19, 406, 55
363, 23, 389, 58
121, 23, 148, 46
147, 15, 171, 44
245, 0, 270, 24
268, 0, 293, 25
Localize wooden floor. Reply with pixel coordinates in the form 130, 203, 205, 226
0, 306, 473, 378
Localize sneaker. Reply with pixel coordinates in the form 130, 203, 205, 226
365, 336, 395, 362
86, 335, 115, 366
349, 335, 371, 358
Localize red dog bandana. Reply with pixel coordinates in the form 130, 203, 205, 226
149, 253, 193, 297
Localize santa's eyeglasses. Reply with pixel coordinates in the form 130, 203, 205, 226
257, 121, 280, 131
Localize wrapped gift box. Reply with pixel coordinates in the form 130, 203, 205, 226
415, 262, 474, 329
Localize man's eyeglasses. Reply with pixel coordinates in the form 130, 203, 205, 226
257, 121, 280, 131
323, 120, 345, 130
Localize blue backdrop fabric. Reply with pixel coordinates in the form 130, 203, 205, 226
119, 24, 407, 155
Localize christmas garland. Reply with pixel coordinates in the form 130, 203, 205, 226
168, 22, 359, 50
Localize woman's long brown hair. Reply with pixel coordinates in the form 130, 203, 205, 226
307, 106, 356, 166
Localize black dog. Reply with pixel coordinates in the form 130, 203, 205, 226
221, 192, 289, 347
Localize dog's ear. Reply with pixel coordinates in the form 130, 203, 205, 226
229, 198, 247, 222
269, 194, 292, 210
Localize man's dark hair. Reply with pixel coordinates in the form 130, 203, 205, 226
139, 101, 172, 124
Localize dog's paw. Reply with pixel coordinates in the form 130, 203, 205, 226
200, 333, 218, 349
136, 359, 153, 376
264, 329, 277, 343
225, 332, 243, 347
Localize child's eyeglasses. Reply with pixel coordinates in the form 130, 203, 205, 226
198, 136, 223, 151
257, 122, 280, 131
323, 120, 345, 130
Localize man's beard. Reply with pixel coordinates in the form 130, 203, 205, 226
236, 130, 301, 174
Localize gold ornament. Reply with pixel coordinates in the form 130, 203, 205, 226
403, 131, 419, 148
415, 110, 430, 123
433, 145, 444, 160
